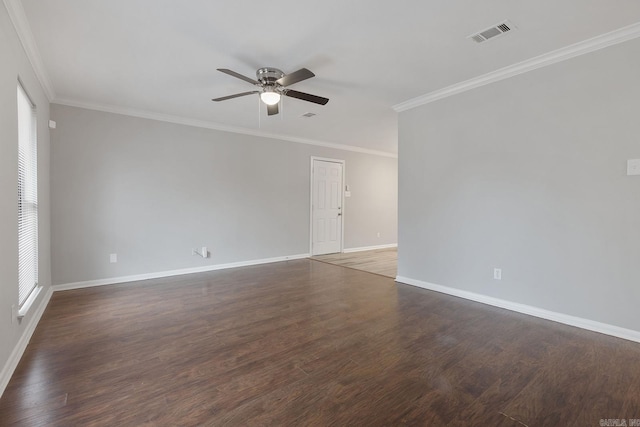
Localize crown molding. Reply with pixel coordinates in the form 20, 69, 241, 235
52, 98, 398, 158
393, 21, 640, 112
3, 0, 55, 101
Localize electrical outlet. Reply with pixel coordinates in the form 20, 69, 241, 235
192, 247, 208, 258
110, 253, 117, 263
493, 268, 502, 280
376, 232, 381, 238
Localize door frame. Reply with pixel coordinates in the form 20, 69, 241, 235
309, 156, 346, 256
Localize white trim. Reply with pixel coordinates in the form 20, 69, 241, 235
52, 253, 309, 292
393, 21, 640, 112
17, 285, 42, 318
0, 286, 52, 398
309, 158, 314, 256
53, 98, 398, 159
309, 157, 345, 256
343, 243, 397, 253
2, 0, 55, 101
395, 276, 640, 344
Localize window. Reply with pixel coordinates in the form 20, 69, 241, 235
17, 82, 39, 314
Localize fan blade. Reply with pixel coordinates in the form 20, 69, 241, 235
211, 91, 259, 102
217, 68, 259, 85
267, 103, 279, 116
276, 68, 315, 87
284, 89, 329, 105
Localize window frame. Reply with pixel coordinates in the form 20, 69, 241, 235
17, 81, 41, 317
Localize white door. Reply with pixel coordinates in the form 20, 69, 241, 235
311, 159, 343, 255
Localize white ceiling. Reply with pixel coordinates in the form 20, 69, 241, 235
16, 0, 640, 154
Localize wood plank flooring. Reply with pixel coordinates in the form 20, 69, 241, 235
1, 259, 640, 426
311, 247, 397, 278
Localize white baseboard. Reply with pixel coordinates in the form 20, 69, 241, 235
0, 286, 53, 398
53, 253, 310, 292
343, 243, 397, 253
395, 275, 640, 344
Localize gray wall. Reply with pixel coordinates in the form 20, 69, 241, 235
50, 105, 397, 285
398, 37, 640, 332
0, 3, 52, 384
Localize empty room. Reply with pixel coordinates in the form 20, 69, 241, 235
1, 1, 640, 425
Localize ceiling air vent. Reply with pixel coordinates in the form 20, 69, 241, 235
468, 20, 516, 44
301, 112, 316, 118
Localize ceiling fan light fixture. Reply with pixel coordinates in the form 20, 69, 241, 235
260, 89, 281, 106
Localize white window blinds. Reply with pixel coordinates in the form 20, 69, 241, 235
17, 83, 38, 307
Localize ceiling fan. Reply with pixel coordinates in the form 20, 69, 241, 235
212, 67, 329, 116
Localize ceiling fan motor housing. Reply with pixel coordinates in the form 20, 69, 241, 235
256, 68, 285, 85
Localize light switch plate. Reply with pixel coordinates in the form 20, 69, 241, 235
628, 159, 640, 176
345, 191, 351, 197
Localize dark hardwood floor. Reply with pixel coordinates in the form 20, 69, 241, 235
1, 259, 640, 426
311, 248, 397, 278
